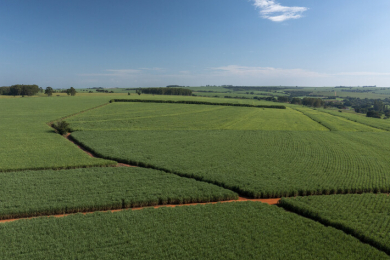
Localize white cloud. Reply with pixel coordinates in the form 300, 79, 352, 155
334, 72, 390, 76
211, 65, 326, 78
252, 0, 308, 22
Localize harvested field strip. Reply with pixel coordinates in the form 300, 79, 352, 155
1, 202, 388, 259
0, 197, 280, 224
0, 167, 237, 220
71, 130, 390, 198
279, 193, 390, 255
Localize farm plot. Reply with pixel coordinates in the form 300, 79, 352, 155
319, 108, 390, 131
293, 106, 382, 132
0, 167, 237, 220
279, 193, 390, 255
71, 130, 390, 198
1, 202, 387, 260
0, 96, 119, 171
67, 102, 327, 131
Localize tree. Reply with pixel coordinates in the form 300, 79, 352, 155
136, 88, 142, 95
9, 85, 22, 96
367, 110, 381, 118
52, 121, 71, 135
66, 87, 76, 96
45, 87, 53, 96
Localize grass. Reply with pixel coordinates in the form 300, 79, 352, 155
67, 102, 327, 131
1, 202, 388, 259
279, 193, 390, 255
0, 167, 237, 219
71, 130, 390, 198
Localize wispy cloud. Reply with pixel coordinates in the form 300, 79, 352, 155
334, 72, 390, 76
211, 65, 326, 78
79, 68, 162, 77
252, 0, 308, 22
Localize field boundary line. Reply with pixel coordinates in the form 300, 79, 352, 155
288, 107, 332, 131
47, 102, 110, 126
318, 109, 389, 131
69, 133, 390, 199
110, 99, 286, 109
279, 198, 390, 256
0, 163, 117, 173
0, 198, 280, 224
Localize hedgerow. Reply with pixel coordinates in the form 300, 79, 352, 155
279, 194, 390, 255
1, 203, 387, 259
0, 167, 237, 220
109, 98, 286, 109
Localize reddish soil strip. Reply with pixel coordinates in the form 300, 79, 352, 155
0, 197, 280, 224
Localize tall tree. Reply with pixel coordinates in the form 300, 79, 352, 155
45, 87, 53, 96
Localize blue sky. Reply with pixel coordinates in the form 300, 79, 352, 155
1, 0, 390, 88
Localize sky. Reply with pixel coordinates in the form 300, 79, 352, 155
1, 0, 390, 88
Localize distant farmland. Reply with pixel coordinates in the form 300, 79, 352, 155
2, 91, 390, 259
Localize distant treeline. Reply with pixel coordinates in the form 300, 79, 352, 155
140, 88, 192, 96
109, 99, 286, 109
0, 84, 40, 96
224, 86, 294, 92
276, 96, 327, 108
343, 97, 390, 118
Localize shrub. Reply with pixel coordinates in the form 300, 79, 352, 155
52, 121, 71, 135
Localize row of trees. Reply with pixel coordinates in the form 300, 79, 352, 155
140, 87, 192, 96
44, 87, 76, 96
0, 85, 78, 97
277, 96, 326, 108
0, 84, 40, 96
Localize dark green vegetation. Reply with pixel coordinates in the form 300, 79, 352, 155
72, 130, 390, 198
110, 98, 286, 109
0, 84, 40, 96
0, 167, 237, 220
51, 120, 71, 135
139, 87, 192, 95
1, 202, 388, 260
279, 194, 390, 255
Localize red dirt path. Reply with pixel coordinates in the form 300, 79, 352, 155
0, 197, 280, 224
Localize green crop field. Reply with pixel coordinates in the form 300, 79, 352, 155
0, 96, 120, 171
0, 167, 237, 219
3, 91, 390, 258
293, 106, 382, 131
1, 202, 387, 260
279, 193, 390, 254
67, 102, 326, 131
319, 108, 390, 131
71, 130, 390, 198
